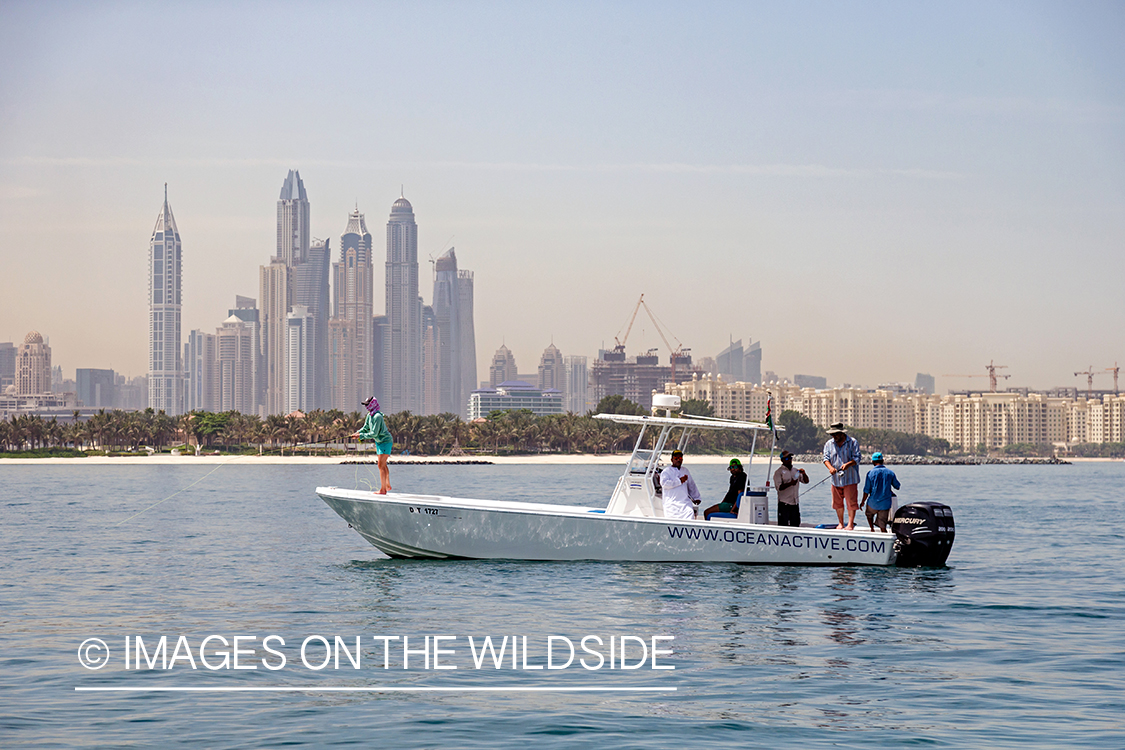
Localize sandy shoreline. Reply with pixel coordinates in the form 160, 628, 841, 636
0, 453, 634, 466
1, 454, 1117, 466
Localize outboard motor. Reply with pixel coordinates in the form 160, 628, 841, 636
892, 501, 955, 567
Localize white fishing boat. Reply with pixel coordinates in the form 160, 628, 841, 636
317, 396, 954, 566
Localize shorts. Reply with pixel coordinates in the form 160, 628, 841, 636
375, 440, 393, 455
716, 501, 734, 513
865, 506, 890, 527
831, 484, 859, 511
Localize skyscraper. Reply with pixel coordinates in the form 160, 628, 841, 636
490, 345, 518, 386
216, 315, 255, 413
277, 170, 310, 266
384, 196, 421, 413
915, 373, 936, 395
16, 331, 51, 395
276, 170, 329, 410
77, 368, 116, 409
457, 269, 477, 409
259, 258, 288, 415
330, 209, 374, 411
291, 237, 330, 408
185, 329, 217, 412
285, 304, 315, 413
227, 296, 262, 412
716, 339, 744, 382
149, 185, 184, 415
744, 340, 762, 385
563, 355, 588, 414
0, 342, 16, 391
421, 304, 439, 415
538, 344, 564, 391
430, 248, 478, 418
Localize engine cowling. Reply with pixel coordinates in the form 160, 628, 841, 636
892, 501, 955, 567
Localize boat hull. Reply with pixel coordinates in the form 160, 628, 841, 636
316, 487, 897, 565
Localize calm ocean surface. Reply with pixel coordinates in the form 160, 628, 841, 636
2, 460, 1123, 749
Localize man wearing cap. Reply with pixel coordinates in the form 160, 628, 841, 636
703, 458, 748, 520
660, 450, 701, 520
823, 422, 861, 530
861, 452, 900, 532
773, 450, 809, 527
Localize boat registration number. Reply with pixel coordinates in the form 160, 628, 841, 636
409, 506, 440, 515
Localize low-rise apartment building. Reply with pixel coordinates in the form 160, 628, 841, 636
666, 374, 1125, 449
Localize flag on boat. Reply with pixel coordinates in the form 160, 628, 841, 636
765, 393, 779, 441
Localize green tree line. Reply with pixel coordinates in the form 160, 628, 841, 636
1, 400, 973, 458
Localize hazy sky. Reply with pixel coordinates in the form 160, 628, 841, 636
1, 1, 1123, 393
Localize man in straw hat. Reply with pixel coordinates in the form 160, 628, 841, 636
823, 422, 861, 530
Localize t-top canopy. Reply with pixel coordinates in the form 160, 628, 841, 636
593, 413, 781, 432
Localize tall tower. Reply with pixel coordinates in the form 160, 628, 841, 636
149, 185, 184, 415
385, 196, 420, 413
216, 315, 255, 414
16, 331, 52, 395
292, 237, 330, 409
432, 248, 461, 416
330, 209, 373, 410
490, 345, 518, 386
538, 343, 564, 391
228, 296, 262, 411
277, 170, 310, 266
259, 258, 288, 414
457, 269, 477, 405
278, 169, 329, 410
285, 304, 315, 413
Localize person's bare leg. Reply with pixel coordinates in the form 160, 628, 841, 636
835, 507, 845, 530
378, 454, 391, 494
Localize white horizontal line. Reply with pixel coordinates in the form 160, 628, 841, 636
75, 686, 675, 693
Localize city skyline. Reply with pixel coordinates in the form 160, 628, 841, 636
1, 3, 1122, 394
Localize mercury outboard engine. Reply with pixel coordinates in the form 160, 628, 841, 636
892, 501, 955, 567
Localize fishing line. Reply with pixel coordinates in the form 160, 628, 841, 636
805, 473, 833, 493
114, 458, 238, 527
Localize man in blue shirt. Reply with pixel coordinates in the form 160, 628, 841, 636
861, 452, 900, 532
823, 422, 861, 530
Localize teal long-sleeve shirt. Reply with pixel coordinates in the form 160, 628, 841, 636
356, 412, 392, 444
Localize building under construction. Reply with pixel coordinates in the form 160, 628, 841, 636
590, 346, 697, 411
590, 294, 702, 411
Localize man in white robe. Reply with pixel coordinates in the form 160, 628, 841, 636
660, 450, 701, 520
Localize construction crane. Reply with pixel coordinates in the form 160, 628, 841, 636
613, 294, 690, 382
1075, 366, 1098, 398
613, 295, 646, 354
942, 360, 1010, 392
1106, 362, 1120, 393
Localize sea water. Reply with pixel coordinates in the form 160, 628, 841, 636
2, 462, 1123, 748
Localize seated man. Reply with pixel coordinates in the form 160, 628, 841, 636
704, 458, 748, 520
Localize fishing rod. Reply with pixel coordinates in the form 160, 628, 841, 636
805, 472, 834, 492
